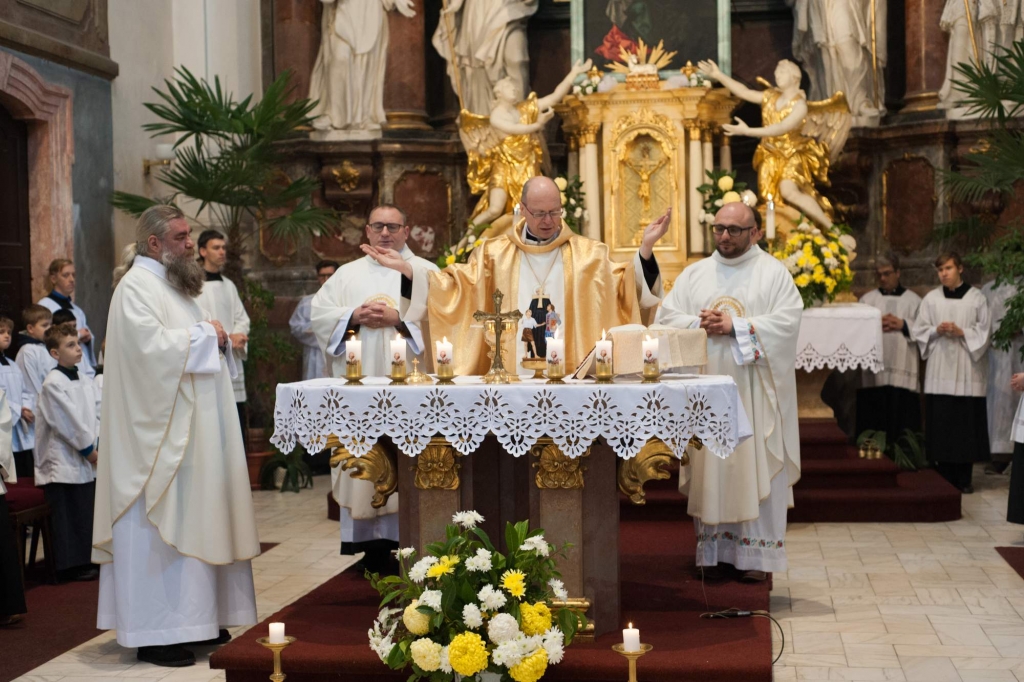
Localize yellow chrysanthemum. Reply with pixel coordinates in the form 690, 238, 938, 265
794, 274, 811, 287
812, 271, 826, 284
813, 264, 824, 276
457, 248, 465, 255
825, 277, 837, 293
829, 241, 840, 251
445, 255, 456, 265
501, 569, 527, 599
473, 239, 484, 248
448, 632, 489, 676
717, 175, 734, 191
773, 251, 783, 259
509, 648, 549, 682
813, 235, 827, 246
797, 256, 808, 268
409, 638, 442, 672
802, 243, 813, 255
403, 601, 432, 635
426, 555, 460, 579
722, 190, 741, 204
520, 602, 553, 636
809, 256, 821, 267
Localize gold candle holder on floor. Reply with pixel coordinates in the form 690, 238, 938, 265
390, 361, 407, 385
612, 642, 652, 682
256, 636, 296, 682
595, 359, 614, 384
436, 362, 455, 385
642, 361, 660, 384
345, 361, 363, 384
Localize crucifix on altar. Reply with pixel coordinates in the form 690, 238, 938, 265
472, 289, 522, 384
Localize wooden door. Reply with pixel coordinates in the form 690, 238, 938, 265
0, 102, 31, 328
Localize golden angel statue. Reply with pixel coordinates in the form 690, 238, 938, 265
698, 58, 851, 229
457, 59, 593, 238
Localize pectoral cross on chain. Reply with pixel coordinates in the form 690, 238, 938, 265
473, 289, 522, 383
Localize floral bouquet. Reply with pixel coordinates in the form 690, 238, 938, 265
437, 223, 487, 269
571, 69, 602, 97
368, 511, 586, 682
696, 170, 753, 229
771, 219, 856, 308
555, 176, 586, 234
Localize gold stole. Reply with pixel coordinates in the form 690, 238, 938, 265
426, 221, 644, 375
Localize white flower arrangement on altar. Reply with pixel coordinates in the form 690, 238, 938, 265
554, 176, 587, 233
696, 169, 749, 228
571, 69, 602, 97
368, 512, 586, 682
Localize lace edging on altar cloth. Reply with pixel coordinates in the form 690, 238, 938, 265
795, 342, 884, 373
270, 382, 745, 461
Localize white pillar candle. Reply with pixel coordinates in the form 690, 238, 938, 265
345, 337, 362, 364
391, 334, 407, 366
642, 335, 659, 364
766, 195, 776, 241
595, 329, 613, 364
622, 622, 640, 652
546, 338, 565, 365
269, 622, 286, 644
436, 336, 453, 365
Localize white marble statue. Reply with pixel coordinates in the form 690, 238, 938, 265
938, 0, 999, 117
431, 0, 538, 115
789, 0, 887, 127
999, 0, 1024, 50
308, 0, 416, 140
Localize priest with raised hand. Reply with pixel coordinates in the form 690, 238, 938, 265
655, 201, 802, 582
94, 205, 260, 667
857, 252, 923, 445
362, 176, 669, 374
311, 204, 438, 573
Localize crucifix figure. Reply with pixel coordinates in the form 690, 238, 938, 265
623, 143, 668, 233
473, 289, 523, 383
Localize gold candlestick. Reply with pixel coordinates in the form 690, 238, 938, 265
345, 361, 363, 384
436, 362, 455, 385
546, 361, 566, 384
612, 643, 652, 682
390, 361, 407, 385
257, 636, 296, 682
595, 359, 614, 384
642, 360, 660, 384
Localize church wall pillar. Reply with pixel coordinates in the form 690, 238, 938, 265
383, 0, 430, 130
687, 125, 705, 255
701, 126, 714, 174
270, 0, 320, 101
581, 125, 601, 241
903, 0, 948, 112
719, 135, 732, 172
566, 134, 579, 180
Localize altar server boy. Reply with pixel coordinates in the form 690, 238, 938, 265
0, 318, 25, 458
35, 322, 101, 581
14, 305, 54, 478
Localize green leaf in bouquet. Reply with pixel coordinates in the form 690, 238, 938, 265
506, 599, 521, 622
471, 527, 495, 551
505, 522, 519, 554
459, 580, 477, 604
385, 643, 405, 668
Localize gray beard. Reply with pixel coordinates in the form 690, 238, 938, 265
161, 252, 205, 297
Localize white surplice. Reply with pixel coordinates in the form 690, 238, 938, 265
13, 339, 54, 452
310, 246, 437, 544
196, 275, 251, 403
38, 293, 97, 375
0, 359, 24, 457
290, 294, 327, 381
0, 389, 13, 494
911, 286, 991, 398
655, 245, 803, 572
859, 288, 922, 392
983, 282, 1023, 453
94, 256, 258, 647
34, 369, 100, 486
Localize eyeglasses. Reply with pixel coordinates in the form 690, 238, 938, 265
522, 205, 562, 221
711, 224, 755, 237
368, 222, 406, 233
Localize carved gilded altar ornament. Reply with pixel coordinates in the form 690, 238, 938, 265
607, 38, 677, 91
552, 597, 595, 643
531, 438, 590, 489
329, 441, 398, 508
617, 437, 700, 505
332, 160, 361, 193
414, 437, 462, 490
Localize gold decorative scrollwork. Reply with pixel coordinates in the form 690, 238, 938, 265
551, 597, 595, 643
531, 439, 589, 489
329, 442, 398, 508
617, 437, 695, 505
332, 160, 361, 193
611, 107, 676, 148
415, 437, 462, 490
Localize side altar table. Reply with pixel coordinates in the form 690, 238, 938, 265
272, 375, 751, 636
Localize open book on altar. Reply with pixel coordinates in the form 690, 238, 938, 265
572, 324, 708, 379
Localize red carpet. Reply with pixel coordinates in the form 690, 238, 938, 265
211, 501, 772, 682
996, 547, 1024, 581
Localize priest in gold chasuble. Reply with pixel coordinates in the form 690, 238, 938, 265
362, 177, 669, 375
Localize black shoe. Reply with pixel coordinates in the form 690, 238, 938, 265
73, 567, 99, 582
186, 629, 232, 646
137, 644, 196, 667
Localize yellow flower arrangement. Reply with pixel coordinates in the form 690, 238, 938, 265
520, 602, 553, 636
403, 600, 432, 635
501, 569, 527, 599
509, 648, 549, 682
426, 555, 460, 579
448, 632, 489, 676
772, 220, 856, 308
409, 638, 442, 671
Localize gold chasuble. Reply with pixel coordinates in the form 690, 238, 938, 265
425, 221, 645, 375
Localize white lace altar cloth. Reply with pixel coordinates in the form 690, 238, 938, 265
271, 375, 751, 461
796, 303, 884, 373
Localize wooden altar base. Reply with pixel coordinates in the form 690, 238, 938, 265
210, 493, 773, 682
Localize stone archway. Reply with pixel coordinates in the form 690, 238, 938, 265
0, 51, 74, 302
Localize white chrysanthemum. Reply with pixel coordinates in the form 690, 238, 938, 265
409, 556, 438, 583
492, 639, 526, 668
573, 85, 582, 95
419, 589, 443, 612
410, 638, 443, 672
548, 578, 568, 600
462, 603, 483, 629
741, 189, 758, 207
825, 257, 839, 269
811, 227, 822, 236
522, 535, 550, 557
478, 584, 508, 611
574, 207, 583, 218
839, 234, 857, 251
439, 645, 452, 674
452, 510, 485, 529
367, 608, 400, 661
704, 212, 716, 224
399, 547, 415, 559
488, 613, 521, 644
466, 548, 492, 573
714, 199, 724, 207
698, 210, 707, 223
542, 627, 565, 664
786, 262, 800, 275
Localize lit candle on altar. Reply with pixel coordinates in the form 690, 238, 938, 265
622, 622, 640, 652
766, 194, 776, 241
595, 329, 613, 365
269, 622, 286, 644
547, 338, 565, 366
391, 333, 407, 367
435, 336, 453, 366
642, 335, 658, 364
346, 336, 362, 364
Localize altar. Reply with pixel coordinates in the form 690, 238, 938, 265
272, 374, 751, 636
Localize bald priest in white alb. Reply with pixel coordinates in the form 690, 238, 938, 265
94, 205, 260, 668
311, 204, 438, 573
655, 202, 803, 580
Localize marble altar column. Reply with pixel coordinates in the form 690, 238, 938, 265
903, 0, 948, 112
567, 134, 580, 180
688, 125, 705, 255
383, 0, 430, 129
720, 134, 732, 171
581, 124, 602, 241
702, 126, 714, 175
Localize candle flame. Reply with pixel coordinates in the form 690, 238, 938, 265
442, 336, 449, 344
601, 329, 607, 341
396, 332, 402, 341
628, 622, 633, 628
645, 335, 652, 342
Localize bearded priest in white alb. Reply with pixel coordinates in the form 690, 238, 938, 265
655, 202, 802, 580
311, 204, 437, 573
364, 177, 669, 375
983, 280, 1022, 473
94, 206, 260, 668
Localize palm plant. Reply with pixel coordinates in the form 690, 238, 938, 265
934, 40, 1024, 356
111, 66, 337, 277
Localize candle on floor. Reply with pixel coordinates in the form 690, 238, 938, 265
391, 333, 407, 366
622, 622, 640, 652
269, 622, 286, 644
